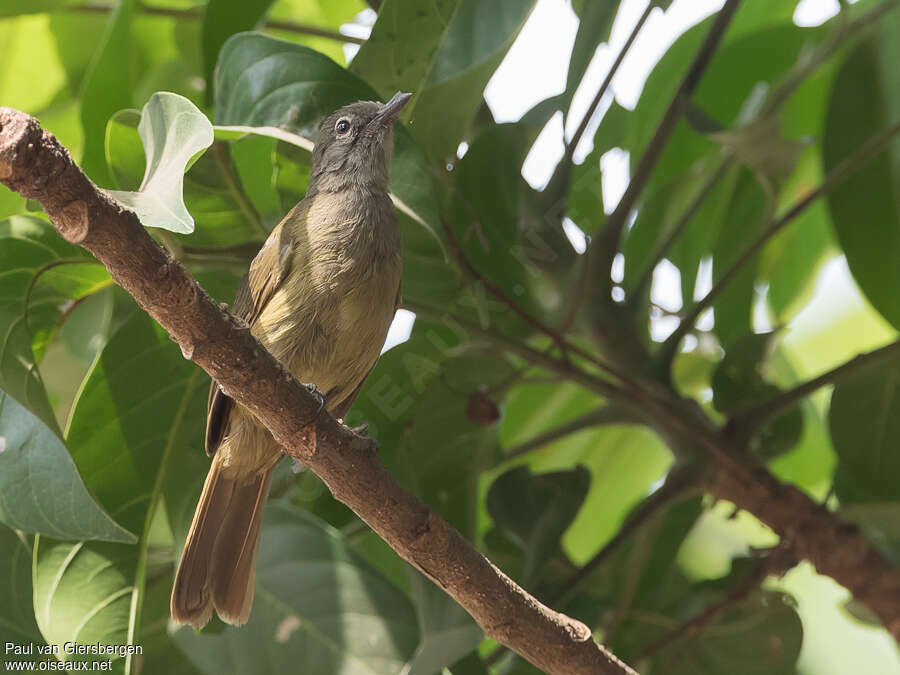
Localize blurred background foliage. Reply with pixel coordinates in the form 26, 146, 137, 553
1, 0, 900, 673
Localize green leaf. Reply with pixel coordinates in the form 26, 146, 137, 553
354, 0, 536, 161
829, 359, 900, 503
0, 527, 43, 652
107, 92, 215, 234
823, 32, 900, 330
0, 390, 134, 542
213, 33, 443, 245
711, 169, 769, 349
80, 0, 135, 185
0, 221, 110, 431
712, 333, 803, 460
350, 0, 461, 100
173, 505, 419, 675
0, 0, 81, 16
202, 0, 276, 103
33, 310, 207, 671
402, 571, 483, 675
487, 466, 589, 585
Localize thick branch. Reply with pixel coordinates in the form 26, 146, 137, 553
0, 108, 634, 675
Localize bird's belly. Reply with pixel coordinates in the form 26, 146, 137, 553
252, 262, 399, 412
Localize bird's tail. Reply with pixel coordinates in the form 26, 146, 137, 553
170, 453, 273, 628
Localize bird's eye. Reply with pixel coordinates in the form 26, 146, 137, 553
335, 118, 351, 135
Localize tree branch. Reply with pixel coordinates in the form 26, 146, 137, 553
0, 108, 635, 675
569, 0, 742, 325
733, 338, 900, 437
661, 120, 900, 364
67, 2, 366, 44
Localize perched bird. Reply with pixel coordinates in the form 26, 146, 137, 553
171, 92, 411, 628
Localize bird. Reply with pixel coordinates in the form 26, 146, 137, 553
170, 91, 411, 628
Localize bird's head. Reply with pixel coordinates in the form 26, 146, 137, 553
309, 92, 412, 192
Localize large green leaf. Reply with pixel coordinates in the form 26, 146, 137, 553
487, 466, 589, 585
173, 505, 419, 675
823, 28, 900, 330
201, 0, 276, 102
402, 571, 483, 675
352, 0, 536, 161
0, 527, 45, 665
213, 33, 443, 246
0, 220, 110, 431
79, 0, 135, 185
33, 310, 206, 672
829, 359, 900, 503
710, 169, 769, 349
107, 92, 215, 234
0, 390, 133, 543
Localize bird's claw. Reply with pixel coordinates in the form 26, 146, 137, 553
302, 382, 326, 421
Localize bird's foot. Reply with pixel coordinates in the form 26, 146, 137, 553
301, 382, 326, 423
349, 423, 368, 435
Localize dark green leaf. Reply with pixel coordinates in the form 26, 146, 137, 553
202, 0, 276, 102
711, 169, 769, 348
33, 310, 206, 668
80, 0, 135, 185
173, 505, 419, 675
0, 527, 44, 659
402, 571, 482, 675
0, 390, 134, 542
823, 32, 900, 330
355, 0, 536, 161
487, 466, 589, 584
829, 360, 900, 503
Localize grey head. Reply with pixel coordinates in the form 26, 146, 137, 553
309, 91, 412, 193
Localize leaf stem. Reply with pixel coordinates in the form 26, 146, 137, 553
212, 141, 269, 239
637, 544, 796, 661
554, 466, 699, 607
563, 4, 654, 167
734, 338, 900, 437
568, 0, 743, 327
660, 120, 900, 364
67, 2, 365, 44
629, 156, 732, 301
502, 406, 637, 461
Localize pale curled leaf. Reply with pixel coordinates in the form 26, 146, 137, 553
107, 92, 214, 233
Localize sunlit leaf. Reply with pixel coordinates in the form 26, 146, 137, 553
107, 92, 215, 233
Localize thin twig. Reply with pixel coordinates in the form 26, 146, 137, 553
733, 338, 900, 436
661, 120, 900, 364
637, 545, 796, 661
565, 0, 743, 330
502, 406, 637, 461
554, 466, 699, 607
630, 157, 732, 301
563, 4, 654, 167
67, 2, 365, 44
442, 221, 642, 389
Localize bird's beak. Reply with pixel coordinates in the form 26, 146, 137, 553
369, 92, 412, 129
